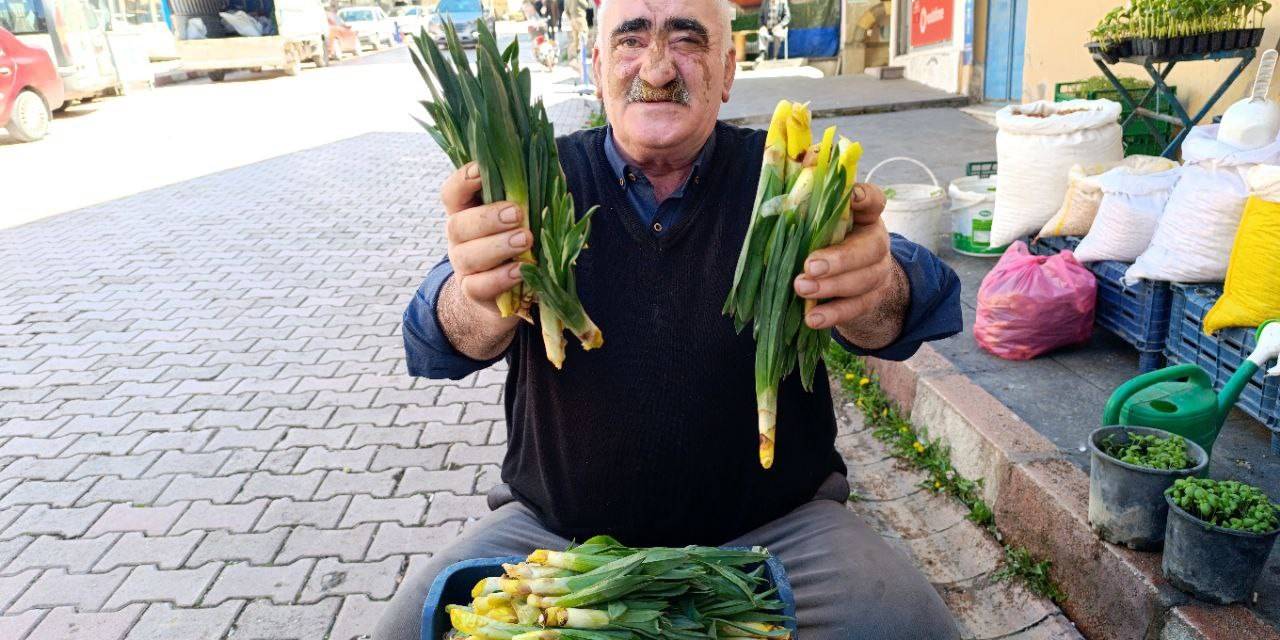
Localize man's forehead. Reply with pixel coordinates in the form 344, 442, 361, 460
602, 0, 722, 30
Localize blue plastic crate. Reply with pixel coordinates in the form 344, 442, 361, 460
422, 553, 799, 640
1028, 235, 1081, 257
1164, 284, 1279, 430
1090, 260, 1173, 372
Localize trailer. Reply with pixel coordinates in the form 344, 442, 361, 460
164, 0, 328, 79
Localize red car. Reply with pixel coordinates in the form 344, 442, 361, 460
0, 26, 63, 143
327, 12, 361, 60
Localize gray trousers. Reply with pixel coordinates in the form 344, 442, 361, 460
374, 474, 959, 640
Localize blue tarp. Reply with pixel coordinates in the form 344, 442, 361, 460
786, 26, 839, 58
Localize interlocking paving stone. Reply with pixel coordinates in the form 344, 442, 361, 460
0, 479, 95, 507
202, 559, 314, 606
0, 608, 44, 639
236, 470, 326, 502
254, 496, 351, 532
365, 522, 461, 562
370, 444, 447, 472
276, 524, 377, 564
11, 567, 129, 612
185, 529, 288, 568
299, 555, 401, 603
124, 601, 242, 640
339, 495, 426, 528
94, 532, 203, 571
75, 476, 173, 506
86, 502, 188, 537
230, 598, 340, 640
104, 563, 221, 609
395, 468, 475, 497
327, 594, 390, 640
1, 503, 109, 539
0, 569, 39, 609
424, 493, 489, 525
0, 536, 33, 574
169, 499, 268, 535
155, 473, 248, 506
294, 446, 376, 473
5, 534, 118, 574
25, 604, 144, 640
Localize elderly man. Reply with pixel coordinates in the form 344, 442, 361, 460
375, 0, 962, 638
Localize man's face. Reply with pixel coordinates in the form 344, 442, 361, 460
593, 0, 736, 154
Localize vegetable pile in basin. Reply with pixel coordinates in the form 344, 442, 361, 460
443, 536, 793, 639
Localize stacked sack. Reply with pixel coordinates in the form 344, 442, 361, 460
1125, 125, 1280, 283
1203, 165, 1280, 333
1072, 158, 1182, 263
1039, 155, 1179, 240
991, 100, 1124, 247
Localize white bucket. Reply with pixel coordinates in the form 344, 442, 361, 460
948, 175, 1005, 257
866, 157, 947, 254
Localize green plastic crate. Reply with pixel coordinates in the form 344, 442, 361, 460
1054, 80, 1178, 139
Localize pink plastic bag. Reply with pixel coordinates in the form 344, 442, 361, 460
974, 242, 1096, 360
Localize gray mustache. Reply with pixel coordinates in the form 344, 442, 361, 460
625, 76, 691, 105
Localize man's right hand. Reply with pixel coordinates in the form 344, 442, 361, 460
444, 162, 532, 318
438, 162, 528, 359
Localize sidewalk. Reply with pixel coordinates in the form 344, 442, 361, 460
721, 72, 970, 125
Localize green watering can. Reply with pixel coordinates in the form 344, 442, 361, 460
1104, 321, 1280, 460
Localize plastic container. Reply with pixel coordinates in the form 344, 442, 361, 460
422, 553, 799, 640
949, 175, 1003, 257
867, 157, 947, 254
1092, 261, 1174, 372
1165, 284, 1280, 434
1087, 426, 1208, 551
1163, 493, 1280, 604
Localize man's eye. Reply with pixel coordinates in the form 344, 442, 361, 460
621, 37, 642, 47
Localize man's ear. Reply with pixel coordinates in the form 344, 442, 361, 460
721, 47, 737, 103
592, 44, 603, 96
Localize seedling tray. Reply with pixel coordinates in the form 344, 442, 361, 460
1165, 284, 1279, 432
421, 552, 799, 640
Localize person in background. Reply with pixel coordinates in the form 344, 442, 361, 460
758, 0, 791, 61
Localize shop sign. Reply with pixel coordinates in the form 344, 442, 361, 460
911, 0, 952, 48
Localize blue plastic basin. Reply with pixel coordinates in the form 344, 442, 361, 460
421, 551, 798, 640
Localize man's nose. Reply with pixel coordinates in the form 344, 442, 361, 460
638, 46, 679, 88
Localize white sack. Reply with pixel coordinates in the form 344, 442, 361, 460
1038, 155, 1179, 238
992, 99, 1125, 247
186, 17, 207, 40
220, 10, 263, 37
1125, 125, 1280, 283
1073, 165, 1182, 263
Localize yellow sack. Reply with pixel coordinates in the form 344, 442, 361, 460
1204, 165, 1280, 334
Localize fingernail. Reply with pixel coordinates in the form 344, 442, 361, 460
509, 231, 529, 248
508, 264, 522, 279
795, 278, 818, 295
499, 207, 519, 224
806, 259, 829, 276
466, 164, 480, 179
807, 312, 826, 327
852, 185, 867, 202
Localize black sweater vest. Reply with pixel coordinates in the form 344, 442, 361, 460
500, 122, 846, 547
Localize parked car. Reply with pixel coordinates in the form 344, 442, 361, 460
392, 5, 426, 39
0, 26, 64, 142
428, 0, 495, 46
327, 12, 361, 59
337, 6, 396, 51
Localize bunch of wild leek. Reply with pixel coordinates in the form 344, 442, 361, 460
411, 20, 602, 369
443, 535, 793, 640
724, 101, 863, 470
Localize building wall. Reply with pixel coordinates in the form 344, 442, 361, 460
1022, 0, 1279, 117
889, 0, 972, 94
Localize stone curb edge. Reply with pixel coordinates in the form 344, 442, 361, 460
721, 95, 972, 127
865, 344, 1280, 640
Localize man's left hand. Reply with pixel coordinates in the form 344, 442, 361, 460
793, 184, 910, 350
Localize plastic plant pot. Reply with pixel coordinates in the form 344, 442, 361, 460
1197, 33, 1211, 54
1088, 426, 1209, 551
1162, 495, 1280, 604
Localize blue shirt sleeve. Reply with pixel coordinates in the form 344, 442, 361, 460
832, 234, 963, 361
403, 257, 505, 380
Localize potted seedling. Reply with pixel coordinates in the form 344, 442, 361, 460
1088, 426, 1208, 550
1163, 477, 1280, 604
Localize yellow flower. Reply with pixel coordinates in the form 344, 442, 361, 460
934, 481, 943, 490
838, 138, 864, 190
844, 373, 855, 381
765, 100, 792, 151
785, 102, 812, 161
913, 441, 925, 453
881, 408, 888, 417
859, 377, 870, 386
899, 426, 909, 434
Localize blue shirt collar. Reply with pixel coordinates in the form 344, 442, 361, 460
602, 126, 716, 200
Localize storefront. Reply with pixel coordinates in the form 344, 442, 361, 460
888, 0, 977, 94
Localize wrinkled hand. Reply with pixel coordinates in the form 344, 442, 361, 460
793, 184, 907, 342
443, 162, 531, 319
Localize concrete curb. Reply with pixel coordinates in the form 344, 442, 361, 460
865, 345, 1280, 640
721, 95, 972, 127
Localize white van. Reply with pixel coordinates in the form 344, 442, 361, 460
164, 0, 329, 79
0, 0, 121, 101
